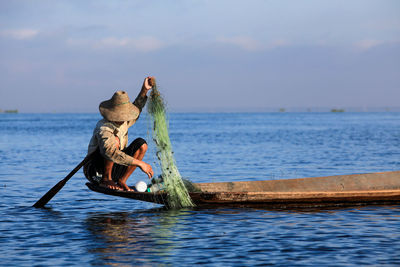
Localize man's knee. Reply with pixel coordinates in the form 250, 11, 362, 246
134, 137, 147, 154
126, 138, 147, 156
140, 142, 148, 153
134, 137, 147, 152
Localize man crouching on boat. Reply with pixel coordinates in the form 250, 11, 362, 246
84, 77, 154, 191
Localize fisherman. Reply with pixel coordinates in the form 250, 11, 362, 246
84, 77, 154, 191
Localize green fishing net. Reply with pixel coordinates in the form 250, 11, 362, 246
147, 81, 195, 209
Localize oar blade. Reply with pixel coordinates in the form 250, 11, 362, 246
33, 178, 69, 208
33, 155, 91, 208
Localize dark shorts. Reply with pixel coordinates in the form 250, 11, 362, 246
84, 137, 147, 184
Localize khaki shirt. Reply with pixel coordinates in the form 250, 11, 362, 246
87, 94, 147, 166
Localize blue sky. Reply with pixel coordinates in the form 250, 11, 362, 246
0, 0, 399, 112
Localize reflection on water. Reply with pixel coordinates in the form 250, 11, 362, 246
82, 205, 400, 266
85, 208, 194, 265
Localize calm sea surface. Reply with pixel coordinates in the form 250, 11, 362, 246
0, 112, 399, 266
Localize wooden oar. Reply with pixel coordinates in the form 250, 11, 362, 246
33, 153, 93, 208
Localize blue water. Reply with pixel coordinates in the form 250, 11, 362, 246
0, 112, 399, 266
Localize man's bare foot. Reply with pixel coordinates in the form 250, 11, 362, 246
117, 180, 134, 191
99, 180, 122, 190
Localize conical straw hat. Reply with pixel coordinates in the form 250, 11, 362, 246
99, 91, 139, 121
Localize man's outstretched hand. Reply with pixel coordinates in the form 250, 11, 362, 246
143, 76, 155, 92
139, 161, 154, 179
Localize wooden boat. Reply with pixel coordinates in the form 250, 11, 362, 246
86, 170, 400, 208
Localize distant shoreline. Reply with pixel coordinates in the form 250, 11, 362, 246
0, 109, 18, 114
3, 106, 400, 114
2, 109, 400, 114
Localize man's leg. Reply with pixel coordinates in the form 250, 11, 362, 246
117, 142, 148, 191
99, 136, 122, 190
100, 159, 121, 190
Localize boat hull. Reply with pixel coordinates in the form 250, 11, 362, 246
85, 171, 400, 208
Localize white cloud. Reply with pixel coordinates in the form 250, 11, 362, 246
216, 36, 290, 51
1, 29, 39, 40
133, 36, 165, 52
66, 38, 91, 46
354, 39, 384, 51
67, 36, 165, 52
97, 36, 165, 52
98, 37, 129, 47
216, 36, 263, 51
267, 39, 289, 49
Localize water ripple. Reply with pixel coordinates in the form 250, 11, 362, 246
1, 113, 400, 266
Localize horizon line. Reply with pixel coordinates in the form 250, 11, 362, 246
3, 107, 400, 114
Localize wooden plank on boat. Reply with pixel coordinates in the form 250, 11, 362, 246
195, 171, 400, 193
